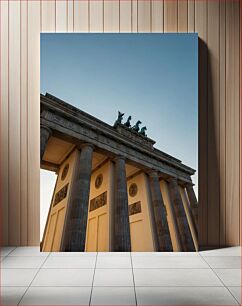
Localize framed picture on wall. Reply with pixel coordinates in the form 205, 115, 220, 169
40, 33, 198, 252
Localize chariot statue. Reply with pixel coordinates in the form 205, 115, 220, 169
139, 126, 147, 137
132, 120, 142, 132
124, 116, 132, 128
113, 111, 124, 127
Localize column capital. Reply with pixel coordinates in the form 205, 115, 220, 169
113, 155, 126, 162
79, 142, 95, 150
184, 181, 194, 187
146, 169, 159, 177
40, 125, 53, 161
40, 124, 52, 136
167, 176, 178, 183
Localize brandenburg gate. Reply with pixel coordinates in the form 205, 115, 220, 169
40, 93, 198, 252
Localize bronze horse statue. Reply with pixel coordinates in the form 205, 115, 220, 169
132, 120, 142, 132
139, 126, 147, 137
124, 116, 132, 128
113, 111, 124, 127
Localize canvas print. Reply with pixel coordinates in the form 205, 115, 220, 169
40, 34, 198, 252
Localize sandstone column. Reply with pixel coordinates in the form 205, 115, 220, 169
148, 171, 173, 251
113, 156, 131, 251
40, 125, 52, 160
63, 144, 94, 251
186, 184, 198, 234
168, 178, 195, 251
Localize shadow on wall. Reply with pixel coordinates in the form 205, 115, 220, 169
198, 38, 221, 250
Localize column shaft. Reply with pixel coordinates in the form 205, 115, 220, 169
113, 157, 131, 251
63, 144, 93, 251
168, 178, 195, 251
40, 125, 52, 160
149, 171, 173, 251
186, 184, 198, 234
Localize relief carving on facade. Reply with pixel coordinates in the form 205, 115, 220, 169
129, 201, 142, 216
53, 184, 69, 206
90, 191, 107, 212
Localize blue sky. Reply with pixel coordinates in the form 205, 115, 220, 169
40, 33, 198, 239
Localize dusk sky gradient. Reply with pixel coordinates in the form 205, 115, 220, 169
40, 33, 198, 239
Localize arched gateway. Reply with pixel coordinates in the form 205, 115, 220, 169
40, 93, 198, 252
